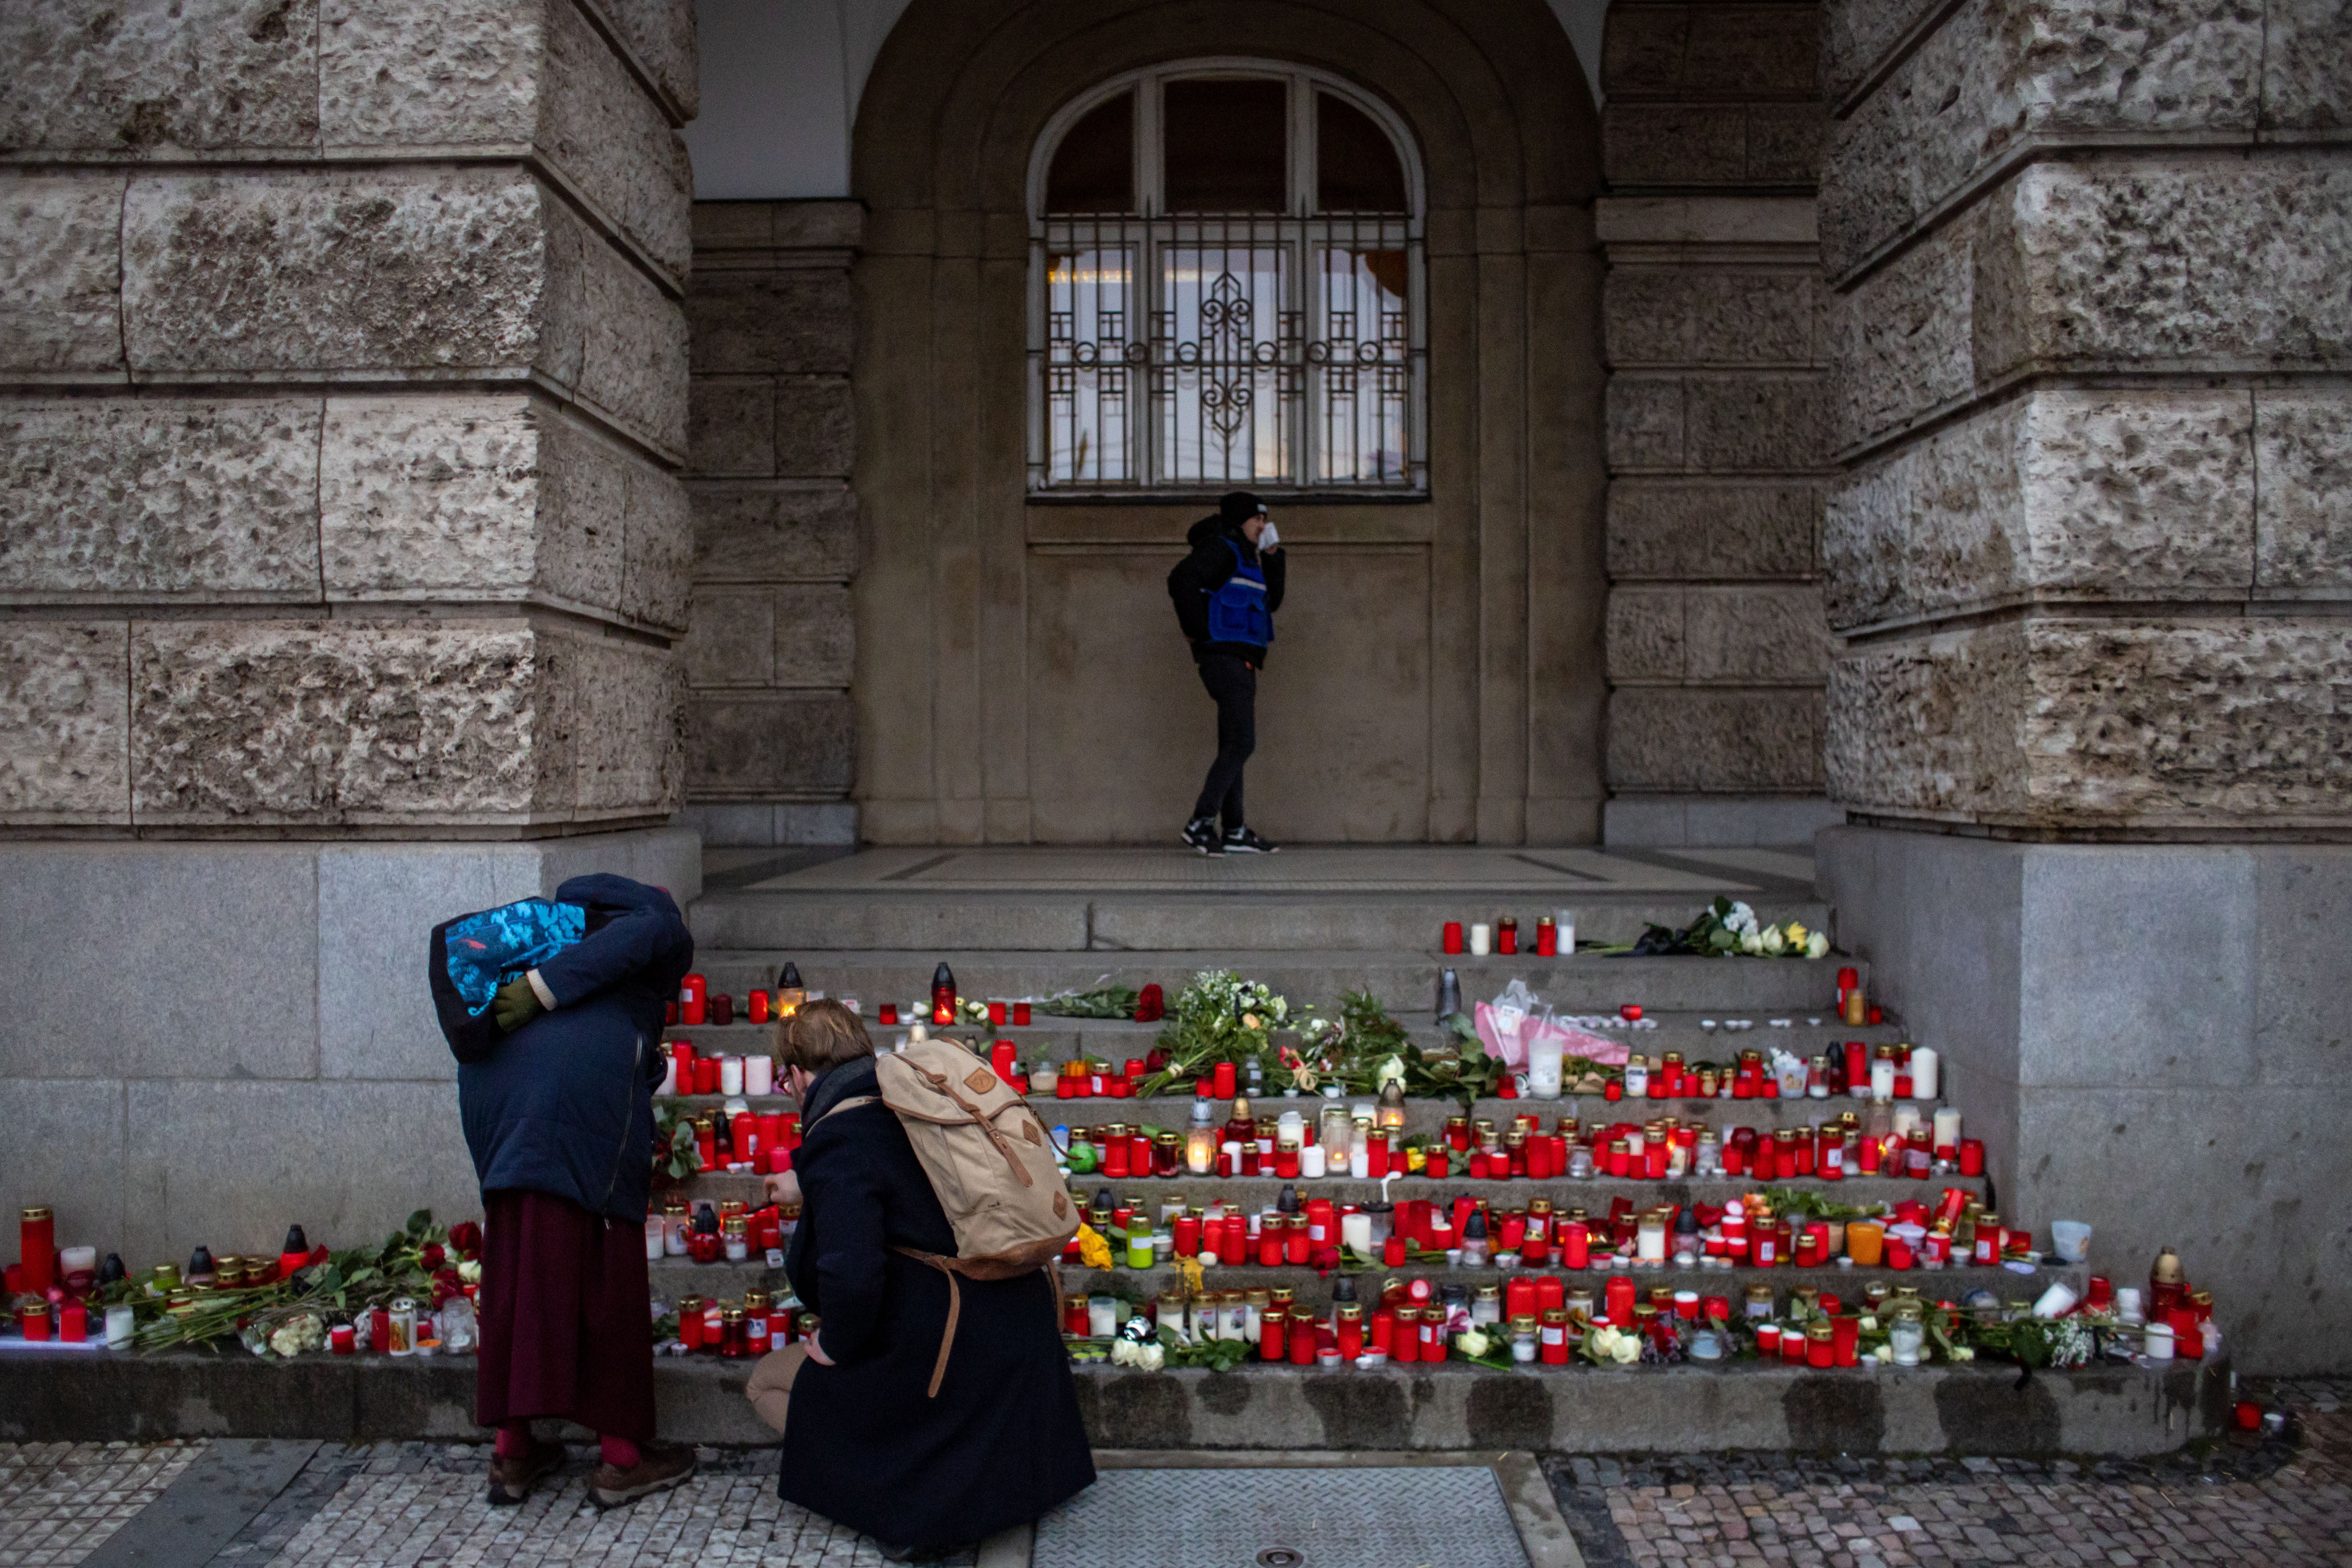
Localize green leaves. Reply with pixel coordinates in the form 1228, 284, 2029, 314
405, 1210, 434, 1238
1157, 1326, 1253, 1372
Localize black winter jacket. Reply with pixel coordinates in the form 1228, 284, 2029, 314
451, 874, 691, 1223
781, 1053, 1095, 1549
1167, 513, 1287, 665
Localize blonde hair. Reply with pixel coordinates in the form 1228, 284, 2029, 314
774, 998, 875, 1074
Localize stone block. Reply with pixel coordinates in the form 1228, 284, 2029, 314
1684, 583, 1828, 682
1601, 106, 1746, 186
319, 394, 688, 633
2252, 846, 2352, 1086
773, 582, 854, 686
1685, 6, 1819, 97
686, 690, 854, 797
121, 1081, 478, 1268
1744, 105, 1824, 183
683, 586, 775, 686
120, 169, 688, 461
317, 845, 507, 1082
1604, 586, 1686, 681
0, 0, 319, 154
687, 377, 775, 476
1606, 376, 1684, 469
2263, 0, 2352, 133
623, 463, 692, 636
1685, 373, 1829, 472
1826, 390, 2257, 630
687, 269, 854, 375
1822, 0, 1942, 105
775, 376, 855, 477
1829, 617, 2352, 827
1821, 0, 2265, 277
1607, 479, 1820, 579
122, 167, 546, 376
319, 0, 692, 282
569, 202, 691, 457
0, 842, 319, 1080
689, 482, 858, 582
589, 0, 697, 121
552, 628, 681, 815
0, 1080, 126, 1259
0, 398, 323, 598
1604, 270, 1819, 367
1600, 5, 1689, 99
1974, 157, 2352, 382
1830, 216, 1978, 450
0, 173, 127, 374
0, 621, 130, 824
1608, 687, 1827, 791
122, 618, 689, 828
2255, 388, 2352, 591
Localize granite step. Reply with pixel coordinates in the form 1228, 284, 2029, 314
690, 951, 1865, 1016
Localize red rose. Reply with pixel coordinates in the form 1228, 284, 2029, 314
419, 1244, 446, 1269
430, 1267, 463, 1306
448, 1221, 483, 1258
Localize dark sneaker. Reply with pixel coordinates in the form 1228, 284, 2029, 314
484, 1437, 566, 1506
1182, 816, 1224, 855
1223, 826, 1278, 853
589, 1441, 698, 1509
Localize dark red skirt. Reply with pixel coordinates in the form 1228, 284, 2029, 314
475, 1189, 656, 1440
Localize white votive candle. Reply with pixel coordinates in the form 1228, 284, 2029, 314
1340, 1212, 1373, 1258
1469, 923, 1492, 956
1909, 1046, 1939, 1100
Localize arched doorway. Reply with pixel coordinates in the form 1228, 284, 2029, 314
850, 0, 1605, 845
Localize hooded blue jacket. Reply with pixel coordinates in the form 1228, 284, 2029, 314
449, 874, 692, 1222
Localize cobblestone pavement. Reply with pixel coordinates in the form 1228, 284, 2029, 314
2, 1381, 2347, 1567
0, 1440, 204, 1568
1542, 1379, 2352, 1568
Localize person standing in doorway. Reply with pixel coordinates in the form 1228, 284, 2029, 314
1168, 489, 1285, 854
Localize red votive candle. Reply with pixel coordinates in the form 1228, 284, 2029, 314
1442, 922, 1464, 954
1213, 1061, 1237, 1099
1014, 1001, 1032, 1026
1959, 1138, 1985, 1176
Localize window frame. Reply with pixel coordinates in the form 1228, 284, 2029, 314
1025, 60, 1430, 501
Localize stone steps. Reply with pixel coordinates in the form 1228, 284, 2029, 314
690, 951, 1863, 1017
689, 888, 1832, 953
0, 1349, 2228, 1455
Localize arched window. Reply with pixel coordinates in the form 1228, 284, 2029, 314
1027, 62, 1427, 494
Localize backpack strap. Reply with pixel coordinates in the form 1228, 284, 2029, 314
893, 1247, 962, 1398
812, 1093, 878, 1125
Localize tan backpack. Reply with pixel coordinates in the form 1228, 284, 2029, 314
817, 1033, 1076, 1394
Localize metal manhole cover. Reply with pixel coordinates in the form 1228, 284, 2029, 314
1033, 1467, 1527, 1568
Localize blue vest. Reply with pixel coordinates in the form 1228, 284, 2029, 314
1206, 538, 1272, 648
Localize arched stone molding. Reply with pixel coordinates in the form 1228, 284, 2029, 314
850, 0, 1606, 844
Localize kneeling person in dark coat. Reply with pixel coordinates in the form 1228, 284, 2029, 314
773, 1002, 1095, 1556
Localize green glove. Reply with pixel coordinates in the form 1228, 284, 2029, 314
492, 974, 545, 1034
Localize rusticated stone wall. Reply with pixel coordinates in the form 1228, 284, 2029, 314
0, 0, 697, 835
679, 201, 860, 847
1817, 0, 2352, 1373
1820, 0, 2352, 834
0, 0, 703, 1274
1596, 1, 1842, 847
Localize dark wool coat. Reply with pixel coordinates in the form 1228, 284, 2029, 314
780, 1055, 1095, 1550
448, 874, 691, 1223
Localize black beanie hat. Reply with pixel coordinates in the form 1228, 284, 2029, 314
1218, 490, 1267, 525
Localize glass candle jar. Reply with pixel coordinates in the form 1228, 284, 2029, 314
1508, 1314, 1538, 1362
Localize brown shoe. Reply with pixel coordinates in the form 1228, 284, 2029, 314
589, 1441, 698, 1509
485, 1438, 567, 1506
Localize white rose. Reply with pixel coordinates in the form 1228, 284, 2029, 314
1612, 1335, 1641, 1364
1760, 926, 1787, 956
1739, 930, 1764, 955
1141, 1343, 1166, 1371
1805, 932, 1830, 960
1376, 1055, 1407, 1089
1874, 1344, 1893, 1363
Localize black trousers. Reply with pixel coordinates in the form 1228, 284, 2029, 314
1191, 654, 1257, 829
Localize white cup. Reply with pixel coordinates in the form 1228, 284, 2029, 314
2142, 1321, 2175, 1360
2031, 1281, 2079, 1319
2050, 1220, 2092, 1263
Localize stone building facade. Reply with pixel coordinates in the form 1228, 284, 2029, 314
1, 0, 2347, 1366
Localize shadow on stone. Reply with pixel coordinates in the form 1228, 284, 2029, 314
1302, 1371, 1411, 1449
1934, 1368, 2061, 1454
1466, 1374, 1555, 1451
1784, 1374, 1885, 1453
1080, 1371, 1194, 1448
1197, 1371, 1253, 1418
